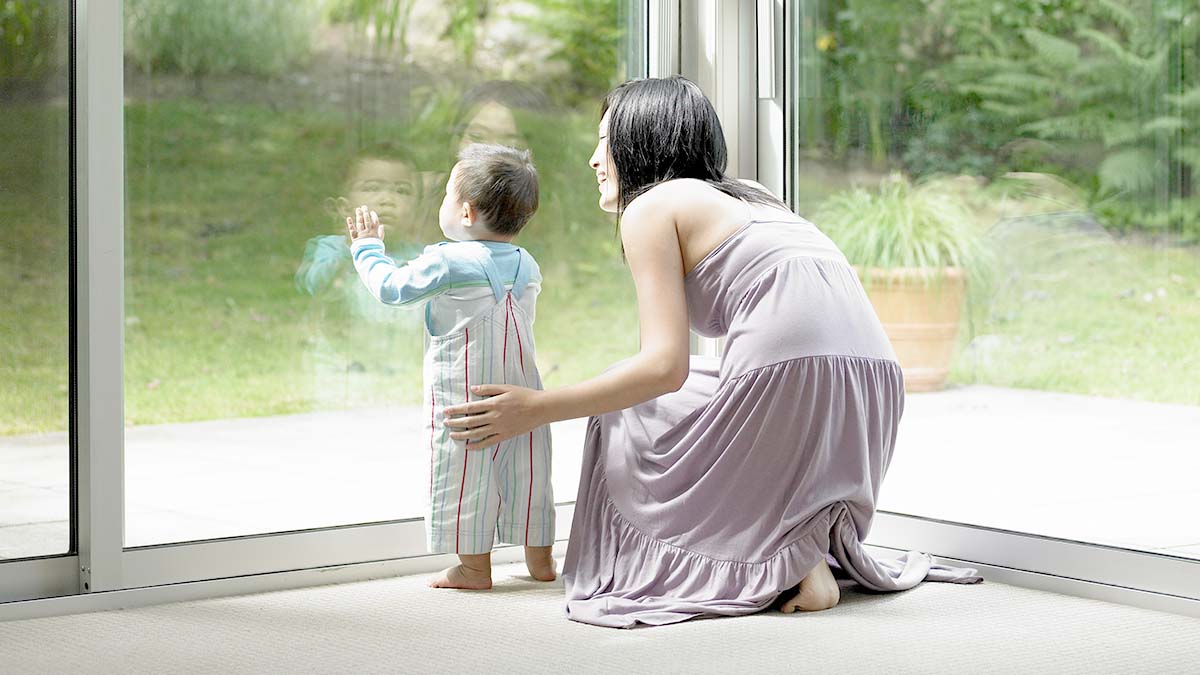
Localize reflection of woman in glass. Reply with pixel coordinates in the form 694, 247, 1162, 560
443, 77, 982, 627
455, 80, 549, 150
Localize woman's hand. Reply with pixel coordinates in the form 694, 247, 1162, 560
442, 384, 547, 450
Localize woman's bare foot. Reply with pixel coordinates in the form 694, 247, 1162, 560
524, 545, 557, 581
780, 557, 840, 613
429, 553, 492, 590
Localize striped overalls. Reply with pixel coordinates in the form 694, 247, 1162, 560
424, 247, 554, 554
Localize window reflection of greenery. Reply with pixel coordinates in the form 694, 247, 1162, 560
799, 0, 1199, 406
7, 0, 1198, 434
115, 1, 635, 428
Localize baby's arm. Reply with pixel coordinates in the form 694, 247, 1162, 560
347, 206, 449, 306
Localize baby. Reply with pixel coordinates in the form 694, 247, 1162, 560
345, 143, 555, 590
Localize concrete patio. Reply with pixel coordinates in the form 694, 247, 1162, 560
2, 385, 1198, 561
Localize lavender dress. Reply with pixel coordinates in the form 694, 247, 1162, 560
562, 218, 981, 628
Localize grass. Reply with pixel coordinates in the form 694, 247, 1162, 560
2, 98, 637, 435
2, 100, 1198, 436
949, 216, 1200, 404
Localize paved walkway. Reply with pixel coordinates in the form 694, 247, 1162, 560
2, 386, 1197, 560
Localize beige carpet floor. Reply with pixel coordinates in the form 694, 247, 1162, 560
1, 561, 1198, 674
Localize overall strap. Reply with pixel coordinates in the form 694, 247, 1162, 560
508, 248, 535, 300
473, 243, 507, 302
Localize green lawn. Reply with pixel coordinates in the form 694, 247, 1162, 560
3, 99, 638, 434
2, 99, 1198, 436
949, 217, 1200, 404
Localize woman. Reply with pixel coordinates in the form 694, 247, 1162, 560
443, 76, 980, 628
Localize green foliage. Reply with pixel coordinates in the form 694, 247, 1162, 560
125, 0, 321, 82
325, 0, 417, 53
1092, 196, 1200, 240
519, 0, 623, 105
0, 0, 61, 84
820, 0, 924, 168
814, 175, 986, 272
443, 0, 483, 66
934, 0, 1199, 231
812, 0, 1200, 236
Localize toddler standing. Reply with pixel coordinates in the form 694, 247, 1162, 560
346, 143, 555, 589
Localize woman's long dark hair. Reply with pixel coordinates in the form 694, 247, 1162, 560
601, 76, 787, 217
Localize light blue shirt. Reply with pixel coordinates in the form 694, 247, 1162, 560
350, 238, 542, 336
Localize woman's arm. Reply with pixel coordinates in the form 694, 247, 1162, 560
443, 190, 692, 449
540, 192, 692, 417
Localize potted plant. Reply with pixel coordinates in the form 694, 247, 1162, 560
815, 175, 986, 392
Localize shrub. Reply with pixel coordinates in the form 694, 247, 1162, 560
519, 0, 623, 106
814, 174, 987, 272
125, 0, 321, 84
0, 0, 62, 88
932, 0, 1200, 234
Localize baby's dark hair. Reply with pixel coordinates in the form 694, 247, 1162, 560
455, 143, 539, 236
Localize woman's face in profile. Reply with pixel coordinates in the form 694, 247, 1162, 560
590, 111, 619, 213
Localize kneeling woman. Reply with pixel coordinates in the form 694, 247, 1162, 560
443, 76, 981, 628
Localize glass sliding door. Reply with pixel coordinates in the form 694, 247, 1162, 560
122, 0, 642, 547
0, 0, 73, 562
785, 0, 1200, 571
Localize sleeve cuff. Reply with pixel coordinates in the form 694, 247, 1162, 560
350, 237, 385, 253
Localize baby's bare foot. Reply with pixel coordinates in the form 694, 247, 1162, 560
524, 545, 557, 581
779, 557, 840, 613
428, 564, 492, 590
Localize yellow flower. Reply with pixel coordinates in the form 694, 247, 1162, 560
816, 34, 837, 52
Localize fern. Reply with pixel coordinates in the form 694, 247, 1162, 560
1019, 112, 1113, 141
980, 72, 1061, 97
1141, 116, 1188, 135
1098, 148, 1157, 194
1020, 28, 1080, 68
1176, 146, 1200, 171
1167, 87, 1200, 109
1101, 121, 1141, 148
1091, 0, 1136, 32
934, 0, 1198, 218
1076, 28, 1158, 76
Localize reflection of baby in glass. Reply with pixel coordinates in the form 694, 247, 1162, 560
294, 155, 431, 409
346, 144, 555, 590
295, 156, 427, 298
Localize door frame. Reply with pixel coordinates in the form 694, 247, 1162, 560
2, 0, 661, 614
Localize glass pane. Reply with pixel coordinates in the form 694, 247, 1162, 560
0, 0, 72, 560
789, 1, 1200, 559
124, 0, 640, 545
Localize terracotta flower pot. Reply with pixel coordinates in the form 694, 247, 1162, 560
858, 267, 966, 393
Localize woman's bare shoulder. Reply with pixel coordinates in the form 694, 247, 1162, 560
736, 177, 775, 195
620, 180, 696, 227
625, 179, 729, 221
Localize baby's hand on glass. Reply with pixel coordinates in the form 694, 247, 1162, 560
346, 205, 385, 243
